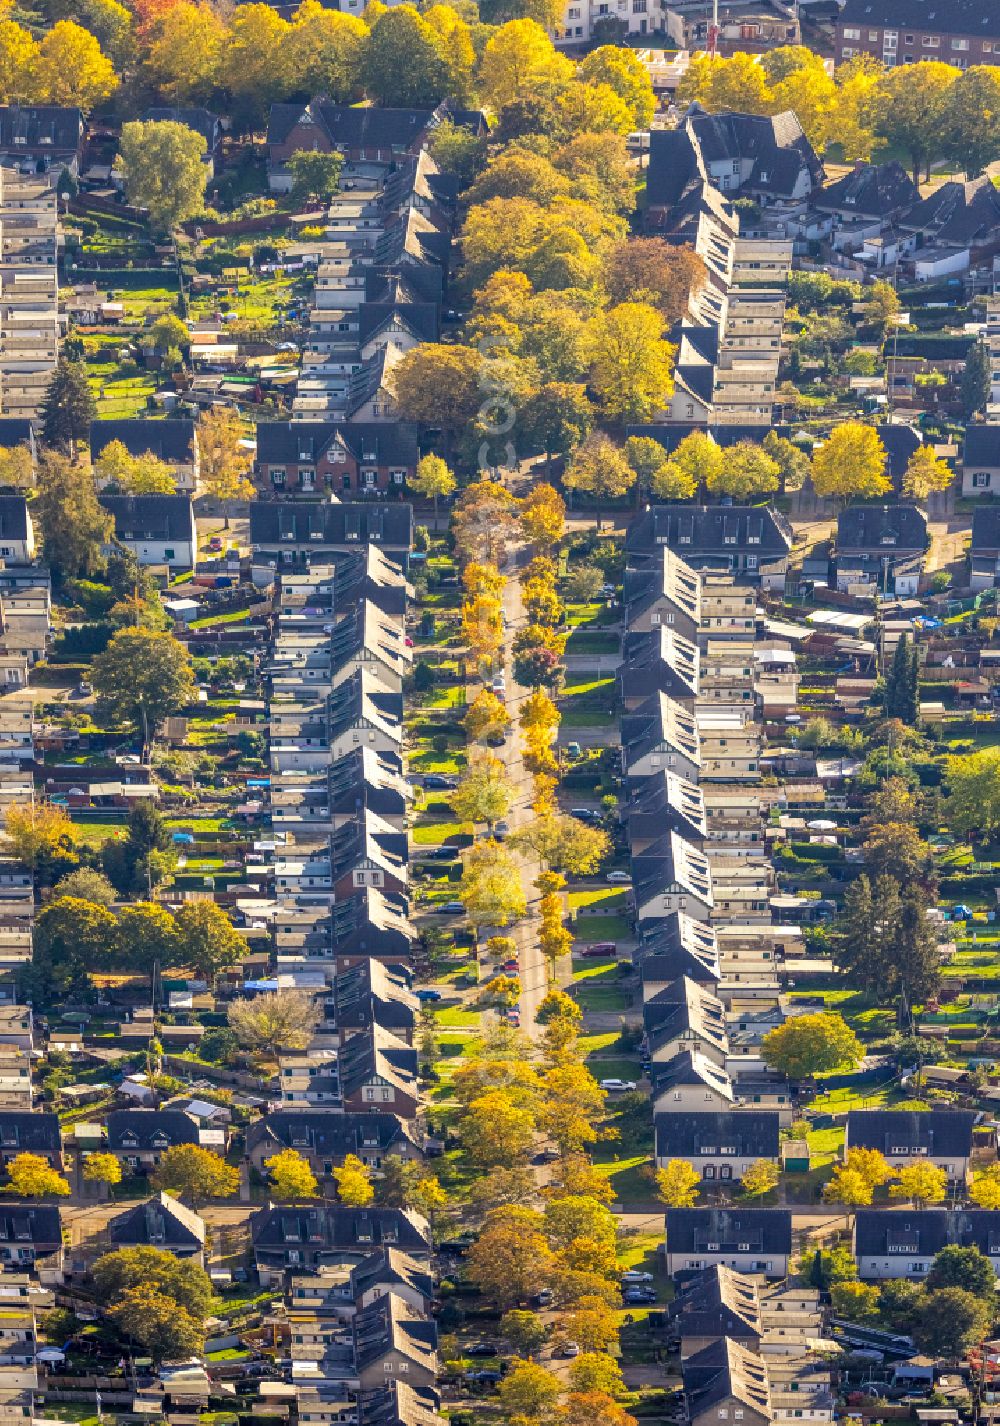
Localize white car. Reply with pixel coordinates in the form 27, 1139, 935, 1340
600, 1078, 637, 1093
606, 871, 631, 884
622, 1270, 654, 1284
559, 1342, 581, 1358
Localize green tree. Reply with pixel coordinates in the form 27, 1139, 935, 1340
152, 1144, 239, 1205
227, 989, 320, 1057
117, 120, 207, 231
763, 430, 811, 493
459, 840, 527, 928
173, 902, 249, 983
625, 435, 669, 496
108, 1288, 202, 1364
863, 279, 901, 336
501, 1308, 548, 1358
761, 1012, 863, 1079
288, 149, 343, 206
40, 360, 97, 457
52, 867, 116, 905
962, 340, 992, 419
578, 44, 655, 128
944, 749, 1000, 839
32, 896, 117, 1002
498, 1361, 562, 1419
115, 901, 182, 977
466, 1205, 554, 1308
361, 5, 449, 105
100, 800, 176, 898
885, 634, 919, 722
914, 1287, 992, 1359
926, 1244, 996, 1299
870, 60, 959, 186
94, 1246, 214, 1321
91, 628, 196, 745
522, 382, 592, 471
831, 1281, 880, 1321
940, 65, 1000, 177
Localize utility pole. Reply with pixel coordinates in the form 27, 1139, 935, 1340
708, 0, 719, 57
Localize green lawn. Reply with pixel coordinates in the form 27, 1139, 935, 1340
411, 819, 472, 846
569, 888, 627, 914
433, 1005, 482, 1028
593, 1152, 654, 1205
571, 915, 631, 943
574, 981, 629, 1012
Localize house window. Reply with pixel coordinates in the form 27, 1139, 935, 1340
951, 37, 969, 49
391, 469, 405, 484
843, 27, 860, 37
164, 548, 175, 561
922, 34, 939, 45
904, 32, 914, 40
271, 467, 286, 486
974, 472, 992, 487
868, 29, 877, 40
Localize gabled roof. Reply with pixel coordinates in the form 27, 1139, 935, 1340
652, 1049, 734, 1102
633, 831, 714, 911
0, 1203, 61, 1248
358, 1382, 442, 1426
0, 1111, 59, 1152
249, 501, 413, 553
142, 108, 220, 148
671, 1264, 762, 1340
879, 424, 923, 482
688, 107, 822, 196
90, 419, 196, 465
645, 976, 728, 1055
836, 503, 928, 552
109, 1191, 205, 1250
247, 1111, 418, 1161
839, 0, 1000, 36
684, 1336, 772, 1421
622, 692, 701, 771
655, 1110, 779, 1162
846, 1108, 976, 1158
627, 505, 793, 560
972, 505, 1000, 552
814, 161, 918, 219
334, 959, 416, 1035
351, 1246, 433, 1306
105, 1109, 200, 1151
637, 910, 720, 972
0, 105, 82, 150
0, 496, 30, 543
855, 1208, 1000, 1260
964, 424, 1000, 468
250, 1202, 431, 1255
665, 1206, 792, 1255
353, 1292, 437, 1373
339, 1025, 418, 1103
100, 494, 194, 543
901, 176, 1000, 246
620, 626, 700, 705
628, 768, 708, 845
267, 102, 435, 151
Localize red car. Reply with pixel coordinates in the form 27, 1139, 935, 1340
502, 959, 519, 972
578, 941, 617, 958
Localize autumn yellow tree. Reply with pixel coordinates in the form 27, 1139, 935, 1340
810, 422, 889, 501
409, 453, 455, 521
465, 689, 511, 743
4, 801, 75, 877
198, 407, 254, 524
333, 1154, 374, 1206
451, 754, 514, 828
35, 20, 118, 109
461, 594, 504, 665
6, 1153, 71, 1197
589, 302, 674, 423
656, 1159, 700, 1207
463, 561, 506, 601
889, 1161, 948, 1209
902, 446, 954, 501
521, 482, 565, 549
265, 1149, 319, 1200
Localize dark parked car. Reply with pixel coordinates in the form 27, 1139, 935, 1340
577, 942, 617, 957
467, 1343, 500, 1357
424, 774, 458, 789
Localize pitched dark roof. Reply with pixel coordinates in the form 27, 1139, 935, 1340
836, 503, 928, 552
108, 1191, 205, 1250
839, 0, 1000, 36
327, 747, 408, 819
356, 303, 440, 348
972, 505, 1000, 552
100, 494, 194, 543
627, 505, 792, 560
814, 161, 918, 219
333, 960, 416, 1036
0, 1204, 61, 1249
656, 1112, 779, 1160
665, 1207, 792, 1256
683, 1337, 771, 1419
0, 105, 82, 151
688, 107, 823, 196
267, 103, 435, 152
636, 910, 720, 968
855, 1208, 1000, 1260
901, 177, 1000, 246
0, 420, 33, 450
964, 424, 1000, 468
647, 128, 703, 209
255, 421, 419, 469
90, 419, 195, 465
0, 496, 29, 543
246, 1110, 416, 1161
671, 1265, 761, 1341
846, 1108, 976, 1158
0, 1112, 60, 1153
249, 501, 413, 553
641, 950, 719, 990
105, 1109, 200, 1152
142, 108, 220, 149
250, 1202, 431, 1255
879, 424, 923, 481
358, 1382, 442, 1426
626, 424, 792, 452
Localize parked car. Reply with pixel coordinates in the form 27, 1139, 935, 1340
532, 1147, 561, 1165
424, 774, 458, 790
493, 820, 510, 840
600, 1078, 637, 1092
577, 942, 617, 958
437, 901, 466, 915
467, 1344, 500, 1357
416, 846, 458, 861
415, 989, 442, 1002
622, 1271, 654, 1284
570, 808, 602, 824
606, 871, 631, 884
491, 676, 506, 694
623, 1288, 657, 1304
559, 1342, 581, 1358
534, 1289, 554, 1307
502, 959, 519, 973
566, 742, 582, 758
